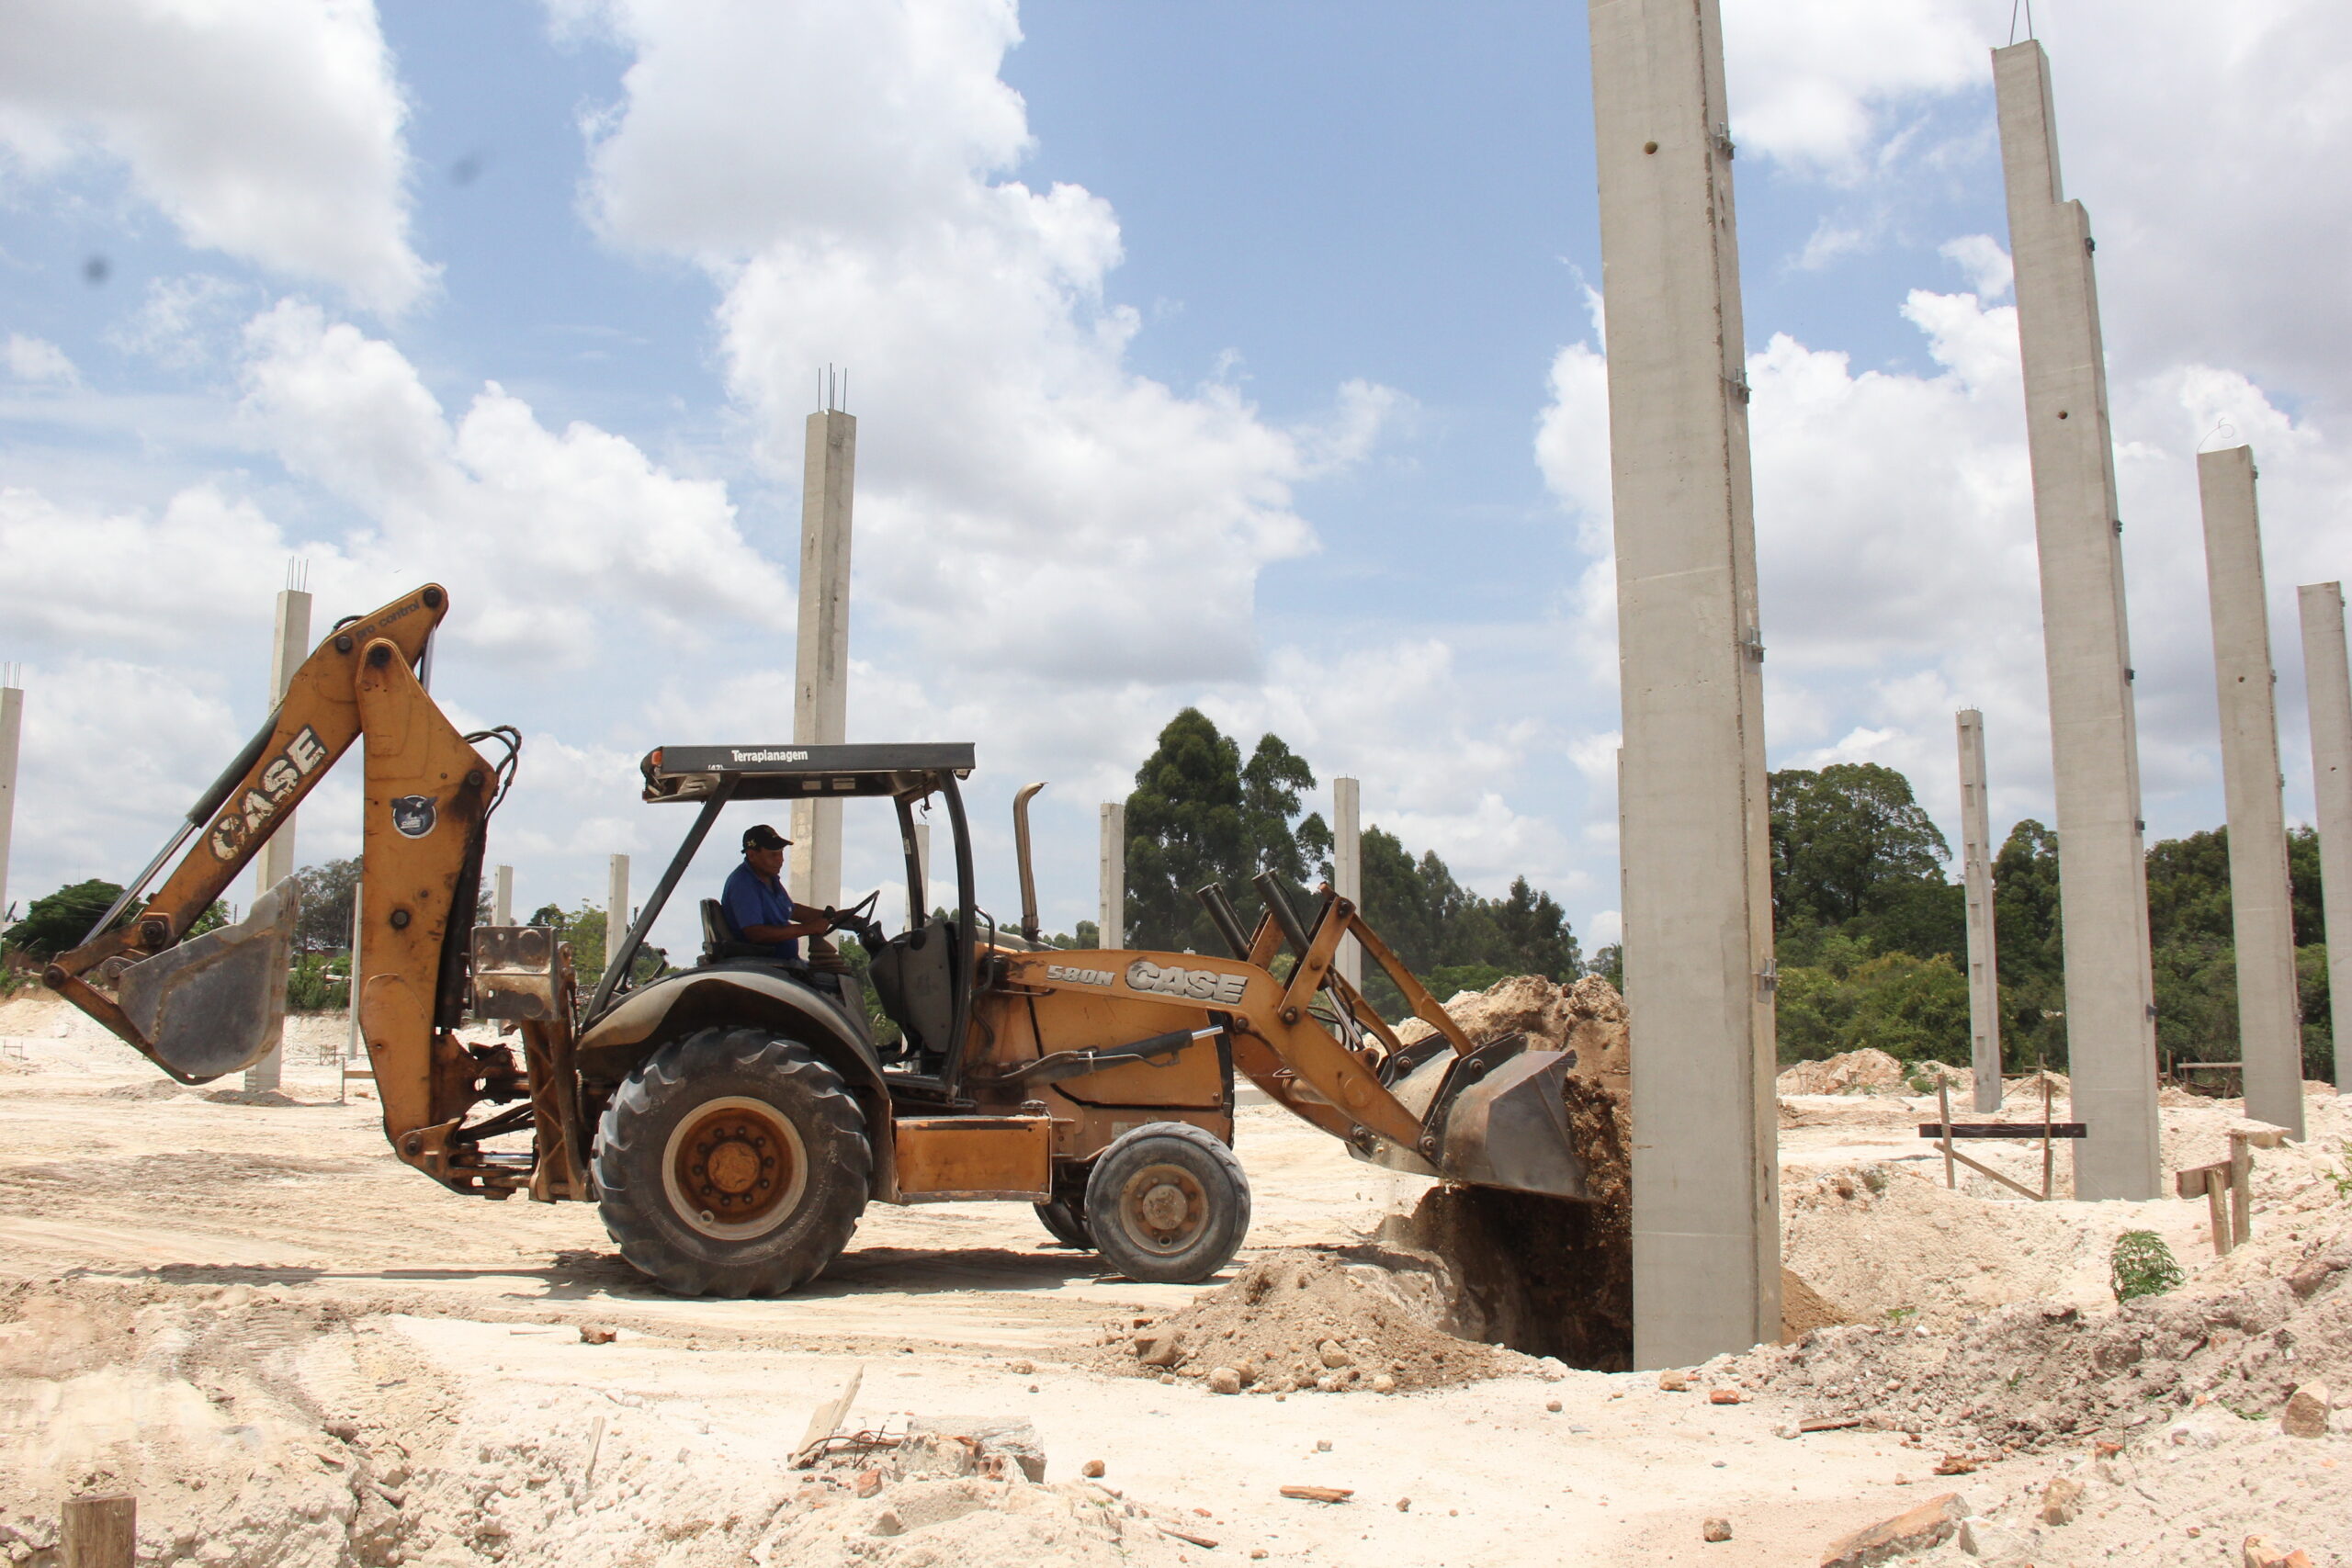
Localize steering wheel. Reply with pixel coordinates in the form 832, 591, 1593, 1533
829, 887, 885, 949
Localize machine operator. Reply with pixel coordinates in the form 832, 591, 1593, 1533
721, 823, 836, 962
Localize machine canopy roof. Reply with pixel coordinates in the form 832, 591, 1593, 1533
639, 742, 976, 804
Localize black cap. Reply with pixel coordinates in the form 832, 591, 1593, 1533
741, 823, 792, 852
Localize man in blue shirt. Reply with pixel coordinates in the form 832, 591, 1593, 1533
720, 824, 833, 962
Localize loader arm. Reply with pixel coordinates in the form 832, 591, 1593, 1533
42, 585, 574, 1200
1001, 885, 1589, 1200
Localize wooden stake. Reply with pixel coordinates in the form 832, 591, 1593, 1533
2206, 1168, 2232, 1257
62, 1495, 135, 1568
1938, 1082, 1956, 1190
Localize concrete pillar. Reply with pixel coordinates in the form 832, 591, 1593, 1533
0, 672, 20, 931
1332, 777, 1362, 987
2299, 582, 2352, 1095
492, 865, 514, 927
1956, 710, 2004, 1112
606, 854, 630, 973
910, 821, 932, 931
790, 401, 856, 912
1589, 0, 1781, 1365
1994, 41, 2161, 1198
1098, 802, 1125, 949
245, 578, 312, 1093
2198, 447, 2303, 1136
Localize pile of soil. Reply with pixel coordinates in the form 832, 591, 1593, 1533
1776, 1049, 1907, 1095
1097, 1248, 1524, 1393
1714, 1234, 2352, 1450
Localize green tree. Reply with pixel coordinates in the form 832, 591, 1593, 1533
2, 880, 127, 959
1769, 763, 1951, 928
1124, 709, 1327, 953
1991, 818, 2067, 1069
292, 858, 361, 954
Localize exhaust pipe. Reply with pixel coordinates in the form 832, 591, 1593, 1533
1012, 782, 1045, 944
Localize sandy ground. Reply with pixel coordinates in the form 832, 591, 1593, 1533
3, 995, 2347, 1566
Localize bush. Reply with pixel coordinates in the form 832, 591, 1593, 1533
286, 952, 349, 1012
2109, 1230, 2184, 1303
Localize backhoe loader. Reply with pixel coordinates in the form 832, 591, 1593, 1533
45, 585, 1589, 1296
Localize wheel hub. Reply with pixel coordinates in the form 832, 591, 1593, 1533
1120, 1162, 1207, 1254
662, 1098, 807, 1240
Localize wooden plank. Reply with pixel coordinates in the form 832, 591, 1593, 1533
1917, 1123, 2086, 1139
62, 1495, 135, 1568
1943, 1144, 2048, 1202
1280, 1485, 1353, 1503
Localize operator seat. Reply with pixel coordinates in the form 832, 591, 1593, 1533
697, 898, 779, 965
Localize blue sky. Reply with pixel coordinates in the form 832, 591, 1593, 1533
5, 0, 2350, 965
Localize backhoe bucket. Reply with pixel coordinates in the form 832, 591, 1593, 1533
1351, 1034, 1589, 1201
118, 878, 300, 1083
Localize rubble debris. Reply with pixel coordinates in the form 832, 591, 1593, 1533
1279, 1486, 1351, 1504
1719, 1237, 2352, 1450
1818, 1492, 1968, 1568
1702, 1517, 1732, 1542
2242, 1537, 2315, 1568
577, 1325, 616, 1345
2279, 1382, 2330, 1438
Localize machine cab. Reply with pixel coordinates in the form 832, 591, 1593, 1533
600, 741, 987, 1091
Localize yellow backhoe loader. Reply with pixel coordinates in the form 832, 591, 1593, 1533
45, 585, 1588, 1295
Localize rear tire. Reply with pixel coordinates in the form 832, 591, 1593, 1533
1083, 1122, 1250, 1284
593, 1027, 870, 1297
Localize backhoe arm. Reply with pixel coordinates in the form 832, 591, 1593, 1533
40, 585, 567, 1199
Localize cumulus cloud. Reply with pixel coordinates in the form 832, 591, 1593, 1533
1538, 272, 2352, 855
5, 335, 78, 386
0, 0, 431, 312
236, 300, 792, 663
1720, 0, 1991, 175
564, 0, 1393, 683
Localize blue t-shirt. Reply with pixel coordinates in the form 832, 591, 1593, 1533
721, 861, 802, 962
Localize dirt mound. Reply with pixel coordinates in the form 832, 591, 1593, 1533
1096, 1248, 1523, 1393
1777, 1049, 1906, 1095
1720, 1235, 2352, 1450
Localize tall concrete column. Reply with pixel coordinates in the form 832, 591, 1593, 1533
1332, 777, 1362, 987
1956, 710, 2004, 1111
606, 854, 630, 973
0, 672, 20, 930
1590, 0, 1781, 1365
246, 577, 312, 1093
1098, 803, 1125, 949
2199, 447, 2303, 1136
791, 398, 856, 912
2299, 581, 2352, 1095
1995, 41, 2161, 1198
492, 865, 514, 927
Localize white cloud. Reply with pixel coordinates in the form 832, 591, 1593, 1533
236, 299, 792, 663
1939, 234, 2012, 300
565, 0, 1393, 686
1538, 266, 2352, 862
1720, 0, 1991, 175
5, 335, 78, 386
0, 0, 431, 312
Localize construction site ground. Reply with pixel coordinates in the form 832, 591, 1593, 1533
3, 993, 2348, 1568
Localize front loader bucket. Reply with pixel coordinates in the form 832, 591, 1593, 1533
118, 878, 300, 1083
1351, 1034, 1589, 1201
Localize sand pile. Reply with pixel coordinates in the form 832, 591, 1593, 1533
1098, 1248, 1524, 1393
1713, 1231, 2352, 1450
1777, 1049, 1907, 1095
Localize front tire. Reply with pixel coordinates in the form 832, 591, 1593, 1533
593, 1027, 870, 1297
1083, 1122, 1250, 1284
1034, 1187, 1093, 1249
